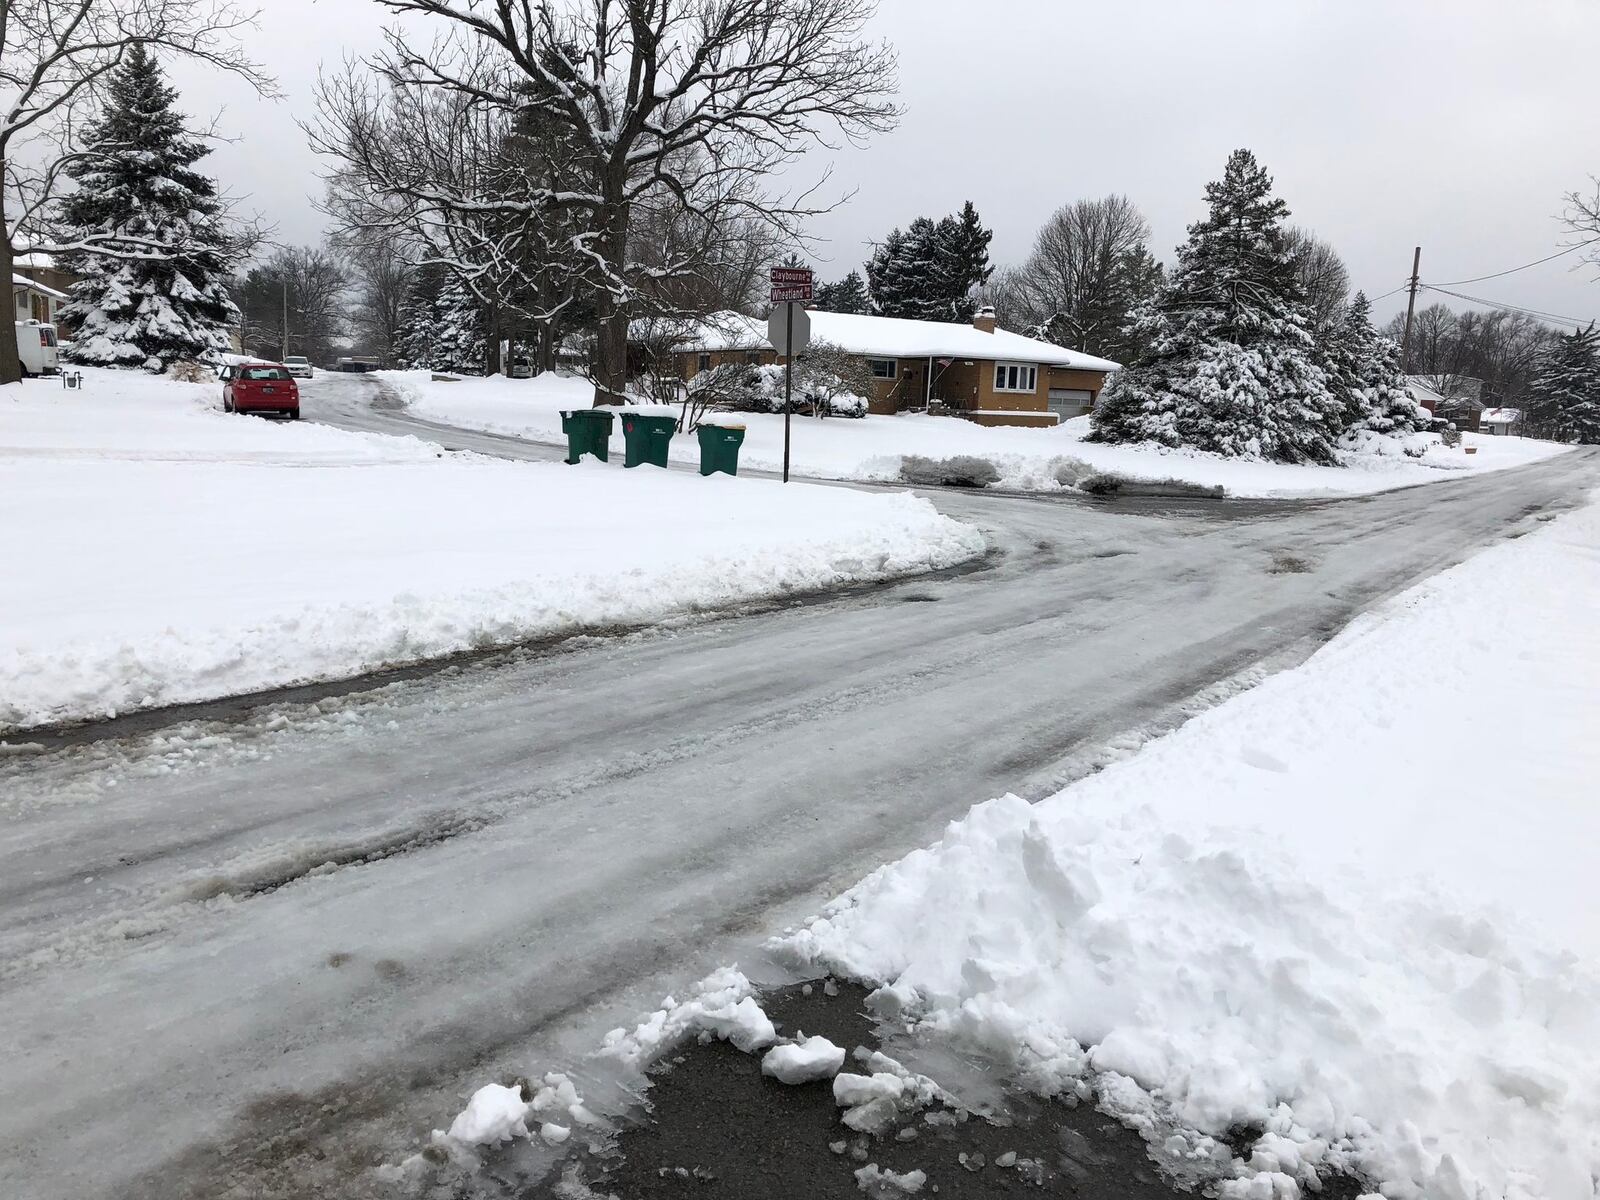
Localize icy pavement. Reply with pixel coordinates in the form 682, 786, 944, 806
0, 410, 1594, 1197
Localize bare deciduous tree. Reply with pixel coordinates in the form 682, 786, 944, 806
1383, 302, 1556, 410
314, 0, 898, 406
230, 244, 349, 362
337, 235, 414, 362
1284, 226, 1351, 330
987, 195, 1157, 363
1, 0, 273, 383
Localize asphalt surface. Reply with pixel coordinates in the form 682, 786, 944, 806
2, 374, 1594, 1200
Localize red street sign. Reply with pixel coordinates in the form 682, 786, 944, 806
770, 266, 813, 284
770, 284, 813, 303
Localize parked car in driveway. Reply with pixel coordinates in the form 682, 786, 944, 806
13, 320, 60, 377
221, 361, 300, 419
284, 355, 313, 379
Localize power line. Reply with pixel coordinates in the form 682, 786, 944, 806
1421, 284, 1595, 328
1431, 238, 1600, 287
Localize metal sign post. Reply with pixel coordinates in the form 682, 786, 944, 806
767, 265, 814, 483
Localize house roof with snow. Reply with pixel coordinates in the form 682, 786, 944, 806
1481, 407, 1521, 424
12, 272, 68, 301
646, 309, 1121, 372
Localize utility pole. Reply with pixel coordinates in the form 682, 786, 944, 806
1400, 246, 1422, 374
281, 273, 289, 362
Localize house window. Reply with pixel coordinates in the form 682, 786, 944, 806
870, 358, 897, 379
697, 353, 711, 373
993, 362, 1038, 393
745, 351, 763, 364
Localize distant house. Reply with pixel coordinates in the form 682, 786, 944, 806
637, 307, 1120, 428
1404, 374, 1486, 433
12, 272, 68, 327
13, 254, 80, 334
1479, 407, 1521, 436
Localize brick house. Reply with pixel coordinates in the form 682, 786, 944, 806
642, 307, 1120, 428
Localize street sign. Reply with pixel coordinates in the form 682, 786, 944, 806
767, 302, 811, 356
770, 265, 814, 304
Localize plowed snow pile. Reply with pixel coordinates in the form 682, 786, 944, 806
781, 493, 1600, 1200
1, 369, 983, 731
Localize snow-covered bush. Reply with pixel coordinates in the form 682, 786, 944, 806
690, 358, 869, 418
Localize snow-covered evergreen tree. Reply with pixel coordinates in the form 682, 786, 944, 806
866, 203, 994, 322
1090, 150, 1344, 464
55, 44, 240, 371
935, 201, 993, 322
865, 223, 921, 319
393, 266, 486, 373
1526, 323, 1600, 443
437, 276, 487, 374
394, 266, 447, 369
1340, 294, 1427, 439
814, 270, 870, 315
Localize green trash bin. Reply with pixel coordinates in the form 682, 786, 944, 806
697, 422, 746, 477
560, 409, 614, 464
621, 412, 678, 468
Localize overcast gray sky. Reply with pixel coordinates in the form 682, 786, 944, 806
174, 0, 1600, 327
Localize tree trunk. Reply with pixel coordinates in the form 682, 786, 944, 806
591, 198, 631, 407
0, 176, 22, 387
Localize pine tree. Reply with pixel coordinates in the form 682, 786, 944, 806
1526, 324, 1600, 443
436, 275, 487, 374
814, 269, 870, 315
866, 203, 994, 322
55, 45, 240, 371
1090, 150, 1344, 464
1336, 294, 1427, 439
934, 201, 993, 321
395, 264, 449, 369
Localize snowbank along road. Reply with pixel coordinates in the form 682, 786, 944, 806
2, 373, 1594, 1199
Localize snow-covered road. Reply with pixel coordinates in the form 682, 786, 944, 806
2, 377, 1594, 1199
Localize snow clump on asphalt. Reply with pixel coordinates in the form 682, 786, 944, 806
854, 1162, 927, 1196
445, 1083, 530, 1146
761, 1034, 847, 1084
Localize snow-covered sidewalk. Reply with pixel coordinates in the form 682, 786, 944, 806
381, 370, 1570, 499
0, 370, 983, 732
779, 490, 1600, 1199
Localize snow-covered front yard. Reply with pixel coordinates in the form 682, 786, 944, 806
779, 488, 1600, 1199
381, 370, 1571, 499
0, 369, 982, 732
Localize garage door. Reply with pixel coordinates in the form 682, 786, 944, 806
1048, 388, 1093, 418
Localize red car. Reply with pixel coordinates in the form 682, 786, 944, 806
221, 361, 300, 419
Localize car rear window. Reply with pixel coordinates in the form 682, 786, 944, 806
241, 367, 291, 380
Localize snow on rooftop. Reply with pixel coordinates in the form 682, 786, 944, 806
1481, 407, 1521, 423
12, 273, 69, 301
653, 309, 1120, 372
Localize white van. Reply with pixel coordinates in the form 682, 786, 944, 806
14, 320, 60, 376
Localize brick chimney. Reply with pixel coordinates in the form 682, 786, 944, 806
972, 304, 996, 334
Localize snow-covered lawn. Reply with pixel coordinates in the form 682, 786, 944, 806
780, 490, 1600, 1199
381, 369, 1570, 499
0, 369, 982, 732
